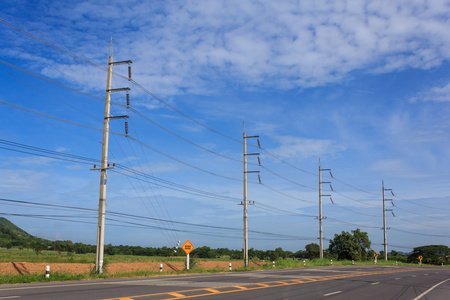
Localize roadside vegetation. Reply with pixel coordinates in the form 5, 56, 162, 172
1, 217, 448, 284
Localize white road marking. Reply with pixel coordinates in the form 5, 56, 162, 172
412, 278, 450, 300
324, 291, 342, 296
0, 281, 113, 291
0, 296, 20, 299
395, 278, 401, 280
371, 282, 380, 285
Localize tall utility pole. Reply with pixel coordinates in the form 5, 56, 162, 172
92, 44, 132, 273
318, 160, 331, 259
242, 124, 260, 267
382, 180, 393, 261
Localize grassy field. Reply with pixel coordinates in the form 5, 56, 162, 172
0, 248, 187, 263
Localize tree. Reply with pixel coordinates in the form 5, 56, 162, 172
191, 246, 215, 258
328, 229, 371, 261
408, 245, 450, 265
305, 243, 320, 259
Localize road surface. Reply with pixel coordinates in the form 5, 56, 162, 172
0, 265, 448, 299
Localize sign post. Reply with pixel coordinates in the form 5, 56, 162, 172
181, 240, 194, 270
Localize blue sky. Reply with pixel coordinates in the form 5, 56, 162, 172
0, 0, 449, 253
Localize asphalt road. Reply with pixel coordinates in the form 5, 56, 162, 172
0, 265, 449, 300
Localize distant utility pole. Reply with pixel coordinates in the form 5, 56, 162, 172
242, 123, 261, 267
91, 42, 132, 274
382, 180, 394, 261
318, 159, 332, 259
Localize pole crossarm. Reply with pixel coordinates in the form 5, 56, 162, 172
111, 60, 133, 65
108, 87, 131, 92
107, 115, 129, 120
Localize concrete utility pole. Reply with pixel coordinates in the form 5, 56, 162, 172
243, 130, 248, 267
382, 180, 393, 261
93, 43, 132, 273
319, 165, 323, 259
318, 160, 331, 260
242, 124, 260, 267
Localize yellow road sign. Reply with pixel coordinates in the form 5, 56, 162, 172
419, 255, 423, 260
181, 240, 194, 255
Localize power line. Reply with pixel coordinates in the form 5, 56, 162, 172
0, 18, 409, 205
0, 139, 241, 202
0, 198, 317, 241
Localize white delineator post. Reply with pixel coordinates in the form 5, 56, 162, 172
45, 265, 50, 278
186, 254, 190, 270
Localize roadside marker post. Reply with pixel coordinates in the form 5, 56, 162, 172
45, 265, 50, 278
159, 264, 163, 272
229, 263, 232, 271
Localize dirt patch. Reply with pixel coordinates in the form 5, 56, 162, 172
0, 262, 94, 275
0, 260, 269, 276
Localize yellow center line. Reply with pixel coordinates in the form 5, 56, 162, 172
256, 283, 270, 287
167, 292, 186, 298
232, 285, 248, 290
102, 268, 422, 300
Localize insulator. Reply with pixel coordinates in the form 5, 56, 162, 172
126, 93, 130, 108
94, 165, 96, 168
258, 174, 261, 184
113, 163, 115, 167
107, 163, 110, 167
125, 120, 129, 136
128, 65, 132, 80
257, 139, 261, 148
257, 157, 261, 166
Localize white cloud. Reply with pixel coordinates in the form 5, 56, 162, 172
414, 82, 450, 102
368, 158, 433, 179
269, 136, 346, 160
0, 169, 48, 190
3, 0, 449, 96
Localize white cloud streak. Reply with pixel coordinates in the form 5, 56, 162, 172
3, 0, 449, 96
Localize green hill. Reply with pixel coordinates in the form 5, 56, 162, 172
0, 217, 32, 238
0, 217, 45, 248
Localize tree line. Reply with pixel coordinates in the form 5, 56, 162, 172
1, 220, 448, 265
